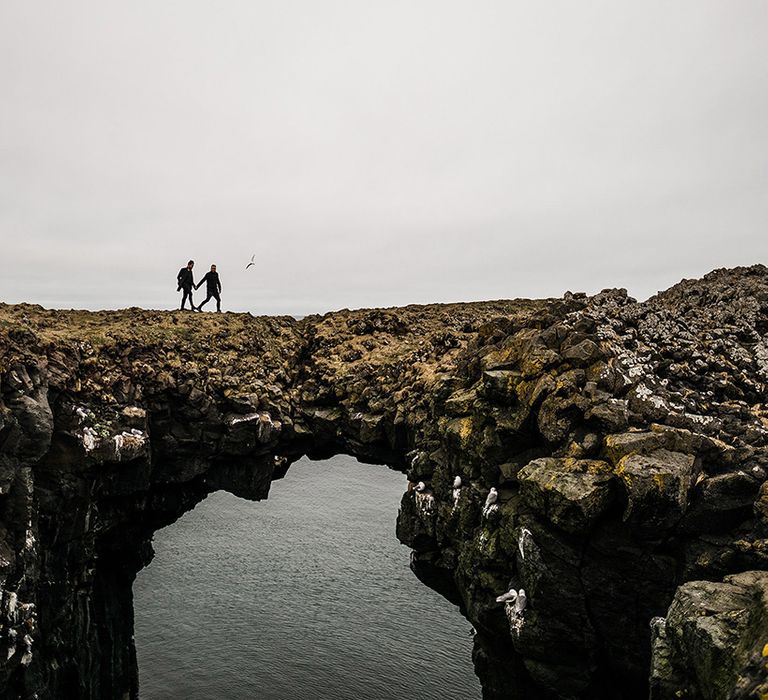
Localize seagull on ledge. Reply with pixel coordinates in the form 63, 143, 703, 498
482, 487, 499, 516
452, 475, 462, 508
496, 589, 518, 604
514, 589, 527, 615
484, 487, 498, 508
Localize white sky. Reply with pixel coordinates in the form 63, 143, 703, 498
1, 1, 767, 314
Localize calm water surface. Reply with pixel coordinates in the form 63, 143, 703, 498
134, 455, 480, 699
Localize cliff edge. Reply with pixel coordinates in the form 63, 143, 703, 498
2, 265, 768, 699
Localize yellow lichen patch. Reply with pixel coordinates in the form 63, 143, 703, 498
481, 347, 517, 371
762, 642, 768, 657
443, 416, 475, 450
520, 356, 546, 378
613, 455, 631, 484
585, 460, 612, 477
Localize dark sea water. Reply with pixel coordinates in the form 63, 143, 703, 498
133, 454, 481, 699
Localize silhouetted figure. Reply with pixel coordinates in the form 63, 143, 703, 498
177, 260, 197, 311
196, 264, 222, 312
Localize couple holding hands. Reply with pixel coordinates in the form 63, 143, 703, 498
177, 260, 222, 312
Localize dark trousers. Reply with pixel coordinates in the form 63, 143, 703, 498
199, 290, 221, 311
180, 287, 195, 310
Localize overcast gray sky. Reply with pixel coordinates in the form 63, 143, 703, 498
1, 1, 766, 314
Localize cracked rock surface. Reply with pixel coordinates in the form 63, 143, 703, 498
2, 265, 768, 699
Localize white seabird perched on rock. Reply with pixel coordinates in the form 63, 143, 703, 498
452, 476, 462, 508
482, 487, 499, 516
514, 589, 527, 615
415, 481, 426, 493
505, 589, 528, 637
495, 588, 518, 604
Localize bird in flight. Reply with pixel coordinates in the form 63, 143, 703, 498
245, 254, 255, 270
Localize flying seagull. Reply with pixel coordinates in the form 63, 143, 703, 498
245, 254, 256, 270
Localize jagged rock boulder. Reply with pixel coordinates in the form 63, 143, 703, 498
650, 571, 768, 700
517, 457, 614, 533
613, 449, 698, 536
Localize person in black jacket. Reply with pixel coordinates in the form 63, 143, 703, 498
177, 260, 197, 311
196, 264, 222, 312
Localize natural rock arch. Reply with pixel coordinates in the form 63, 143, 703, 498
3, 265, 768, 699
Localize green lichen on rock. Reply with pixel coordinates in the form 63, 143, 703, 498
517, 457, 614, 533
613, 449, 698, 535
650, 571, 768, 700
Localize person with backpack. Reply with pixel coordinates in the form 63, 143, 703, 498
196, 264, 222, 312
177, 260, 198, 311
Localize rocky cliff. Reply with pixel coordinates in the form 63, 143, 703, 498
2, 265, 768, 699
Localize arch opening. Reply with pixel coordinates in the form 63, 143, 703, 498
133, 454, 481, 699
